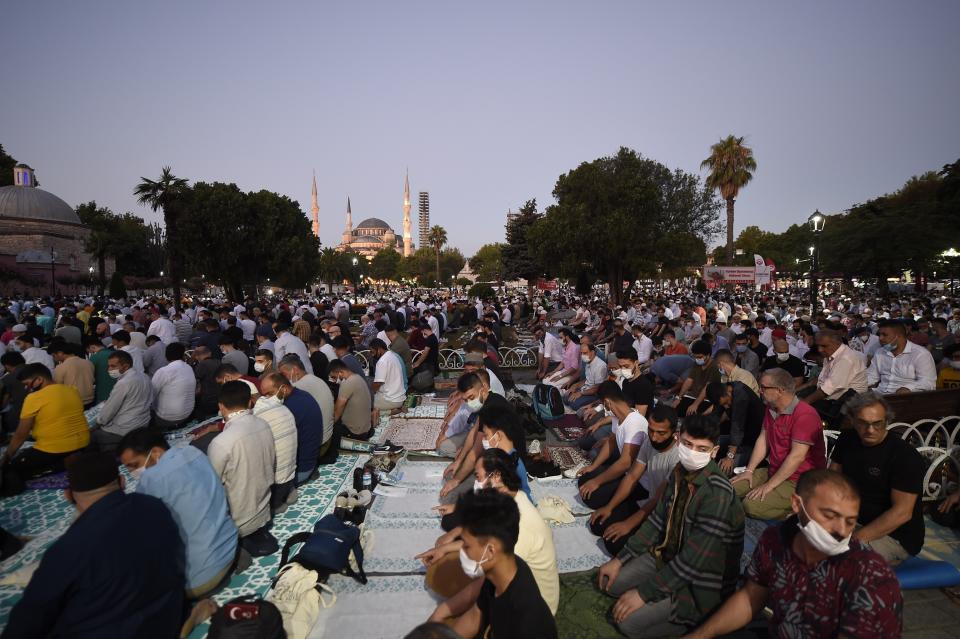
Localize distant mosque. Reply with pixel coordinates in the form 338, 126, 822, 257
309, 170, 415, 260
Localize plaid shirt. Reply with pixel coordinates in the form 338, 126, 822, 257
292, 318, 312, 343
618, 459, 744, 627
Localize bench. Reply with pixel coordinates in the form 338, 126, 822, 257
884, 388, 960, 424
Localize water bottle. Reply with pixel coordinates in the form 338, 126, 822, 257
362, 468, 372, 490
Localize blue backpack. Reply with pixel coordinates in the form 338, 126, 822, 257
532, 383, 564, 423
278, 514, 367, 584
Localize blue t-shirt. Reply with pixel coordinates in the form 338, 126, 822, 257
283, 387, 324, 475
138, 445, 238, 590
512, 451, 534, 504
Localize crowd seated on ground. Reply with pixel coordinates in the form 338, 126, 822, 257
3, 287, 960, 637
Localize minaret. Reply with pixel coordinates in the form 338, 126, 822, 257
341, 197, 353, 246
310, 171, 320, 239
402, 169, 413, 256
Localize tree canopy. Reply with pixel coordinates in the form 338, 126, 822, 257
701, 135, 756, 262
469, 243, 504, 282
502, 199, 541, 288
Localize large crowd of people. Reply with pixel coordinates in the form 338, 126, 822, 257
1, 284, 959, 638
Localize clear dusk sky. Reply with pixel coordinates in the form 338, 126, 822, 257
2, 1, 958, 256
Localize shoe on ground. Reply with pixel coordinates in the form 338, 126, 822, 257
563, 462, 588, 479
528, 439, 542, 455
373, 440, 405, 456
357, 489, 373, 507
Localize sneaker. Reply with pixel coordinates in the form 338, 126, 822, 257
528, 439, 542, 455
562, 462, 589, 479
373, 440, 405, 456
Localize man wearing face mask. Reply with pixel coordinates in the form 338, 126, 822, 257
436, 372, 490, 458
596, 414, 744, 638
259, 372, 322, 486
253, 348, 274, 378
3, 451, 186, 639
714, 350, 760, 397
117, 428, 238, 600
733, 368, 826, 521
1, 364, 90, 485
867, 319, 937, 394
675, 340, 721, 417
327, 360, 373, 441
566, 343, 609, 410
731, 333, 760, 379
437, 489, 558, 639
683, 469, 903, 639
249, 377, 298, 513
91, 350, 152, 452
760, 339, 806, 387
207, 381, 277, 557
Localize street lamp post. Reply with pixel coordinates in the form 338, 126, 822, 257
808, 210, 826, 315
50, 248, 56, 296
88, 266, 94, 296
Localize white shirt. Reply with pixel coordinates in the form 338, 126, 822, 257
818, 344, 868, 399
239, 318, 256, 341
151, 360, 196, 422
487, 369, 506, 397
252, 398, 298, 485
540, 331, 564, 363
632, 334, 654, 365
758, 327, 773, 349
21, 346, 55, 374
207, 412, 276, 537
274, 332, 313, 374
374, 350, 407, 403
613, 411, 648, 453
129, 331, 147, 350
121, 344, 145, 374
501, 307, 512, 325
146, 317, 177, 345
427, 315, 440, 337
293, 373, 335, 444
867, 341, 937, 394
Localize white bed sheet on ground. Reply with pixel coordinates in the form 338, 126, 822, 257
308, 575, 442, 639
360, 517, 440, 574
530, 478, 593, 516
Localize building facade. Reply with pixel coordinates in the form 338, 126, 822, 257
0, 164, 113, 294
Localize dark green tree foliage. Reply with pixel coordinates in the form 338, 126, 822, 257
76, 202, 156, 292
468, 283, 495, 299
469, 243, 505, 282
529, 147, 721, 304
399, 247, 465, 286
135, 167, 189, 310
370, 248, 401, 281
176, 182, 320, 300
502, 199, 542, 285
0, 144, 16, 187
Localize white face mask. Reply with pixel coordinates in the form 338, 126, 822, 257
615, 367, 634, 380
472, 478, 487, 493
253, 362, 266, 373
130, 451, 152, 481
798, 499, 852, 556
481, 438, 492, 450
466, 397, 483, 413
580, 354, 591, 363
253, 395, 281, 414
108, 368, 123, 379
776, 352, 790, 362
459, 545, 491, 579
949, 360, 960, 370
677, 441, 713, 472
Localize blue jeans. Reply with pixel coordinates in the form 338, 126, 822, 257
296, 467, 316, 485
577, 423, 612, 458
569, 393, 599, 411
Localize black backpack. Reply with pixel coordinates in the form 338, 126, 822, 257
207, 595, 285, 639
532, 383, 564, 423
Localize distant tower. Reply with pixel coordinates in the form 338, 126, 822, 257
342, 197, 353, 246
402, 170, 413, 256
310, 171, 320, 239
418, 191, 430, 248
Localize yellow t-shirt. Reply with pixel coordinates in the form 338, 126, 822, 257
19, 384, 90, 454
937, 367, 960, 390
514, 491, 560, 615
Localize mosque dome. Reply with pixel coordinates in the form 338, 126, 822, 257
355, 217, 391, 230
0, 165, 81, 225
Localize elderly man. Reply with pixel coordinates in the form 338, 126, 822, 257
829, 391, 925, 565
274, 322, 313, 375
277, 354, 334, 458
566, 342, 609, 410
714, 349, 760, 396
867, 319, 937, 394
798, 329, 868, 424
760, 338, 806, 386
91, 351, 153, 452
732, 368, 827, 520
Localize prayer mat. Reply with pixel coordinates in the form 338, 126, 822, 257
360, 517, 440, 574
403, 395, 421, 409
377, 418, 445, 451
307, 575, 442, 639
554, 570, 623, 639
550, 446, 590, 471
369, 487, 443, 520
24, 472, 69, 491
546, 414, 588, 442
390, 460, 447, 487
551, 519, 611, 573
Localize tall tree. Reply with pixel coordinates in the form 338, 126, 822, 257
470, 243, 505, 283
701, 135, 757, 263
318, 247, 349, 292
528, 147, 721, 305
134, 167, 189, 310
0, 144, 16, 187
370, 248, 401, 282
502, 199, 542, 296
428, 225, 448, 284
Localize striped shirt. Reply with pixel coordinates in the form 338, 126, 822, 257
252, 399, 298, 485
618, 460, 744, 627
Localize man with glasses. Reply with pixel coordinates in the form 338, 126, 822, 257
732, 368, 826, 520
828, 391, 924, 565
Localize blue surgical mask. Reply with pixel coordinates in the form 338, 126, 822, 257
694, 357, 706, 366
882, 342, 897, 352
735, 345, 747, 353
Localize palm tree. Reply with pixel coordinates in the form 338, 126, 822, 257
428, 225, 448, 285
701, 135, 757, 263
134, 167, 189, 310
318, 247, 347, 292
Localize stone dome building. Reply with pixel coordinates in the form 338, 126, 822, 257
0, 164, 112, 293
336, 196, 403, 258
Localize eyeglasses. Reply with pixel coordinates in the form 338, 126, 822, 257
759, 385, 781, 392
853, 418, 887, 432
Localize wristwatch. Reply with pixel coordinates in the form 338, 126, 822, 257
726, 451, 736, 460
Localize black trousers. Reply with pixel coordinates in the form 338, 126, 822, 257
8, 447, 76, 480
576, 459, 624, 510
588, 482, 650, 556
